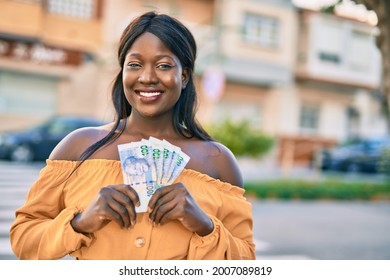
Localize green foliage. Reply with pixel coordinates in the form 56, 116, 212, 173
321, 0, 342, 14
244, 179, 390, 200
208, 119, 274, 157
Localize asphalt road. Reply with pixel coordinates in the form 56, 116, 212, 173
252, 199, 390, 260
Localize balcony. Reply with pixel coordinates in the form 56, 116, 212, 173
0, 0, 101, 53
0, 0, 43, 38
42, 14, 101, 52
296, 10, 381, 90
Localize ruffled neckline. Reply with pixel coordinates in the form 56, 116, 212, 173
45, 159, 245, 197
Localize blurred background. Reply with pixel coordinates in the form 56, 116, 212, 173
0, 0, 389, 260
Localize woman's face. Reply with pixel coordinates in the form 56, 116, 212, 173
122, 32, 188, 119
125, 159, 149, 176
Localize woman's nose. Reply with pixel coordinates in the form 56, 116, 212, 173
138, 65, 158, 84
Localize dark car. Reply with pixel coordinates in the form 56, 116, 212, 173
0, 116, 105, 162
317, 137, 390, 173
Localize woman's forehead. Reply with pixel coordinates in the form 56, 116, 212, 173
126, 32, 178, 60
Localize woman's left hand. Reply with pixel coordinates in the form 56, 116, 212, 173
147, 183, 213, 236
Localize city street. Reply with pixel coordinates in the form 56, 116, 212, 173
0, 160, 390, 260
252, 199, 390, 259
0, 160, 45, 259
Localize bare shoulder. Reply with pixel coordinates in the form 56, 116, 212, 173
202, 141, 243, 188
49, 123, 113, 161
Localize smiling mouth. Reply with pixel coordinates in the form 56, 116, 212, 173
137, 91, 163, 97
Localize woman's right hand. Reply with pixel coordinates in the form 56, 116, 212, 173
71, 184, 140, 234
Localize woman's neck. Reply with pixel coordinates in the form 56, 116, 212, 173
124, 113, 179, 140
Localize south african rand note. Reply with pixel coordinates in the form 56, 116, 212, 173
118, 141, 158, 213
167, 149, 190, 185
148, 137, 166, 185
160, 143, 190, 185
161, 139, 176, 184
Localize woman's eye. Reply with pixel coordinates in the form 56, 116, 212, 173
158, 64, 173, 70
127, 63, 141, 69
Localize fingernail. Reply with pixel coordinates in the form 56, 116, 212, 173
147, 207, 152, 213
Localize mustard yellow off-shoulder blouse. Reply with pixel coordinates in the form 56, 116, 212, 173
10, 160, 255, 260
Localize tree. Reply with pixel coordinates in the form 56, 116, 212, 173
355, 0, 390, 129
324, 0, 390, 129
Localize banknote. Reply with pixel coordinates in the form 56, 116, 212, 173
148, 137, 165, 185
118, 139, 190, 212
167, 149, 190, 185
161, 139, 177, 184
162, 143, 190, 185
118, 141, 158, 212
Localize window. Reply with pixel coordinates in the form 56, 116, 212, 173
348, 30, 372, 72
318, 52, 340, 64
299, 104, 320, 134
243, 13, 279, 47
316, 19, 343, 65
46, 0, 95, 19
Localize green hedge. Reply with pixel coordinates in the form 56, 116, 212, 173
208, 119, 274, 157
244, 180, 390, 200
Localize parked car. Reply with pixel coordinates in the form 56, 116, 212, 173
0, 116, 105, 162
316, 137, 390, 173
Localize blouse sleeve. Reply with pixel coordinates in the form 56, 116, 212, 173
186, 180, 256, 260
10, 162, 95, 260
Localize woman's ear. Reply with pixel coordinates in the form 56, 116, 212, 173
182, 68, 190, 89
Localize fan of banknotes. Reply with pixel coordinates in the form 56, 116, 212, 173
118, 137, 190, 212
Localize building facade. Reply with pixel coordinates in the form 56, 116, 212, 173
0, 0, 104, 131
0, 0, 386, 166
290, 7, 385, 165
194, 0, 386, 166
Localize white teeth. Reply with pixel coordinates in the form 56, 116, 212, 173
139, 91, 161, 97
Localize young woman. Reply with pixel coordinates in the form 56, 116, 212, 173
10, 11, 255, 260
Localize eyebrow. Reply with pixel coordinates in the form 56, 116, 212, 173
127, 53, 175, 60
